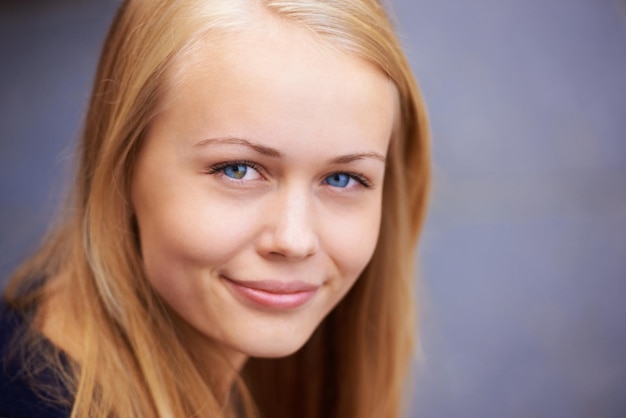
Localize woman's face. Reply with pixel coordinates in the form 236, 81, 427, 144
132, 20, 397, 360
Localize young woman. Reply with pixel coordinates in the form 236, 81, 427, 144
1, 0, 430, 417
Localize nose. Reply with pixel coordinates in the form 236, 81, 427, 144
256, 186, 319, 260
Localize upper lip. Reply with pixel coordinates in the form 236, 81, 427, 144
223, 276, 319, 294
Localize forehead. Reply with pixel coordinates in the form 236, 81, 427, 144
166, 12, 397, 104
153, 16, 398, 156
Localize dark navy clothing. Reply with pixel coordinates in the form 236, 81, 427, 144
0, 302, 71, 418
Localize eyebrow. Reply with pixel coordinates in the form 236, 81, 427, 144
329, 152, 386, 164
194, 137, 282, 158
194, 136, 386, 164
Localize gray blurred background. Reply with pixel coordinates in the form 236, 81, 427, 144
1, 0, 625, 417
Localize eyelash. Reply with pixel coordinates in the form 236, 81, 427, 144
206, 160, 264, 176
206, 160, 373, 188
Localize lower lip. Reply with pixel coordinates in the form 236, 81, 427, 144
222, 278, 318, 310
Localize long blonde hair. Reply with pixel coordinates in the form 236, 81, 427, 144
5, 0, 430, 417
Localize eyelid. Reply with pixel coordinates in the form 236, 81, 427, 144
206, 159, 265, 177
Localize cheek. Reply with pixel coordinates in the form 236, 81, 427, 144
136, 188, 263, 282
322, 202, 382, 282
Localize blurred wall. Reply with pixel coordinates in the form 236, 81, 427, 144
391, 1, 626, 417
1, 0, 625, 417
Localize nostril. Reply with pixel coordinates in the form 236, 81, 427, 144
266, 229, 318, 260
257, 215, 318, 260
255, 189, 319, 260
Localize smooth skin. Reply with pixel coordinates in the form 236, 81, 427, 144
131, 17, 397, 370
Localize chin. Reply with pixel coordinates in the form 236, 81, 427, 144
238, 331, 314, 359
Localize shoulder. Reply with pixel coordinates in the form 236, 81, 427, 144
0, 300, 71, 418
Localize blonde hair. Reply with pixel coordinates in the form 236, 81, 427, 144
5, 0, 430, 417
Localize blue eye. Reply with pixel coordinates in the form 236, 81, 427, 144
325, 173, 351, 188
208, 161, 262, 181
223, 164, 248, 179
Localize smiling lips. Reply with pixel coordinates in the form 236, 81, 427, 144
222, 276, 319, 309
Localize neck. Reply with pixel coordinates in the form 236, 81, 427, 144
178, 322, 249, 402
